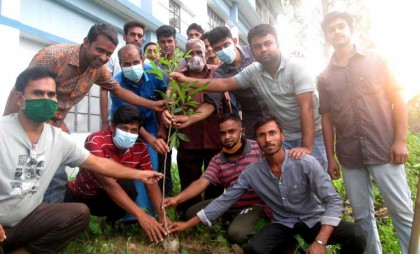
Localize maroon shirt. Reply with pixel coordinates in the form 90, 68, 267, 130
178, 64, 221, 150
318, 47, 400, 168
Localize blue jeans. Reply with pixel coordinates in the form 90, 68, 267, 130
341, 164, 416, 254
282, 130, 327, 170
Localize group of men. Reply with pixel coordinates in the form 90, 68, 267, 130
0, 11, 416, 254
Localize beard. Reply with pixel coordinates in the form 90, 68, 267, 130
188, 56, 206, 72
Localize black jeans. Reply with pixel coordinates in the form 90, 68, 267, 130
243, 221, 366, 254
64, 180, 137, 222
1, 203, 90, 253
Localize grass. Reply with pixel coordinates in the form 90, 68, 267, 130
60, 134, 420, 254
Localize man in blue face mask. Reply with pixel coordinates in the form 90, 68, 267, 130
109, 44, 167, 217
64, 104, 171, 242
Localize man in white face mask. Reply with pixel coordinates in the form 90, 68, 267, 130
109, 44, 168, 219
64, 105, 171, 243
169, 39, 225, 217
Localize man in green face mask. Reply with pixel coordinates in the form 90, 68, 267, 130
0, 67, 165, 253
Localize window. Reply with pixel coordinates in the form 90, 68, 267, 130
207, 7, 225, 30
169, 0, 181, 32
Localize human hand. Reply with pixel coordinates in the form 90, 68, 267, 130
138, 171, 163, 184
168, 221, 191, 234
152, 100, 166, 112
390, 140, 409, 164
171, 115, 191, 129
138, 214, 168, 243
163, 197, 180, 209
327, 159, 341, 180
0, 224, 6, 242
162, 110, 173, 128
169, 72, 188, 83
288, 147, 311, 160
152, 138, 169, 155
307, 242, 327, 254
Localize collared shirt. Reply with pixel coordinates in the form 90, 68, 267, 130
206, 46, 270, 140
110, 64, 167, 136
234, 55, 321, 140
201, 139, 265, 209
178, 64, 221, 150
29, 44, 119, 132
317, 47, 399, 168
68, 130, 151, 197
198, 150, 343, 228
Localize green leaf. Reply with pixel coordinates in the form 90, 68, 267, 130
177, 132, 190, 142
173, 107, 183, 114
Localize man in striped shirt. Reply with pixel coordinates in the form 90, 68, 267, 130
163, 113, 269, 244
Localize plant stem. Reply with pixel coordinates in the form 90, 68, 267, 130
161, 124, 173, 235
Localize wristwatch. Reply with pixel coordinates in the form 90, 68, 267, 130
315, 239, 326, 247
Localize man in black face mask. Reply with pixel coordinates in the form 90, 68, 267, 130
0, 67, 164, 253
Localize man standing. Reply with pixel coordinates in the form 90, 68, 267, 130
186, 23, 204, 40
174, 38, 223, 215
318, 11, 414, 254
3, 23, 165, 203
170, 24, 327, 169
143, 42, 158, 64
163, 113, 268, 244
200, 32, 221, 66
0, 67, 163, 253
169, 116, 366, 254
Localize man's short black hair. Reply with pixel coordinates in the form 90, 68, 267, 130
247, 24, 278, 46
200, 32, 210, 41
321, 11, 353, 33
112, 105, 143, 127
218, 113, 242, 126
254, 116, 283, 134
15, 67, 59, 93
187, 23, 204, 35
87, 23, 119, 46
124, 20, 146, 35
208, 26, 233, 46
156, 25, 176, 40
143, 41, 157, 54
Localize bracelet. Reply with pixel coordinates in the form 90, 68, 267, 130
315, 239, 326, 247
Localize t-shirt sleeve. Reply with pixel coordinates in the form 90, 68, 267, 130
290, 59, 315, 95
234, 63, 256, 89
201, 156, 222, 185
58, 131, 90, 168
96, 66, 120, 91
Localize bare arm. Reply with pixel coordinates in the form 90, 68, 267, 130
163, 103, 216, 129
111, 87, 166, 112
163, 178, 211, 208
288, 92, 315, 159
168, 215, 201, 234
139, 127, 169, 155
80, 154, 163, 184
307, 225, 334, 254
170, 72, 239, 92
99, 89, 110, 130
95, 174, 167, 242
3, 88, 19, 115
390, 90, 408, 164
321, 113, 340, 180
0, 224, 6, 242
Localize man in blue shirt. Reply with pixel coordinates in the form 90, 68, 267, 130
110, 44, 167, 216
168, 116, 366, 254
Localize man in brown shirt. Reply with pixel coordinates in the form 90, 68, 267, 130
169, 38, 223, 216
318, 11, 414, 254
